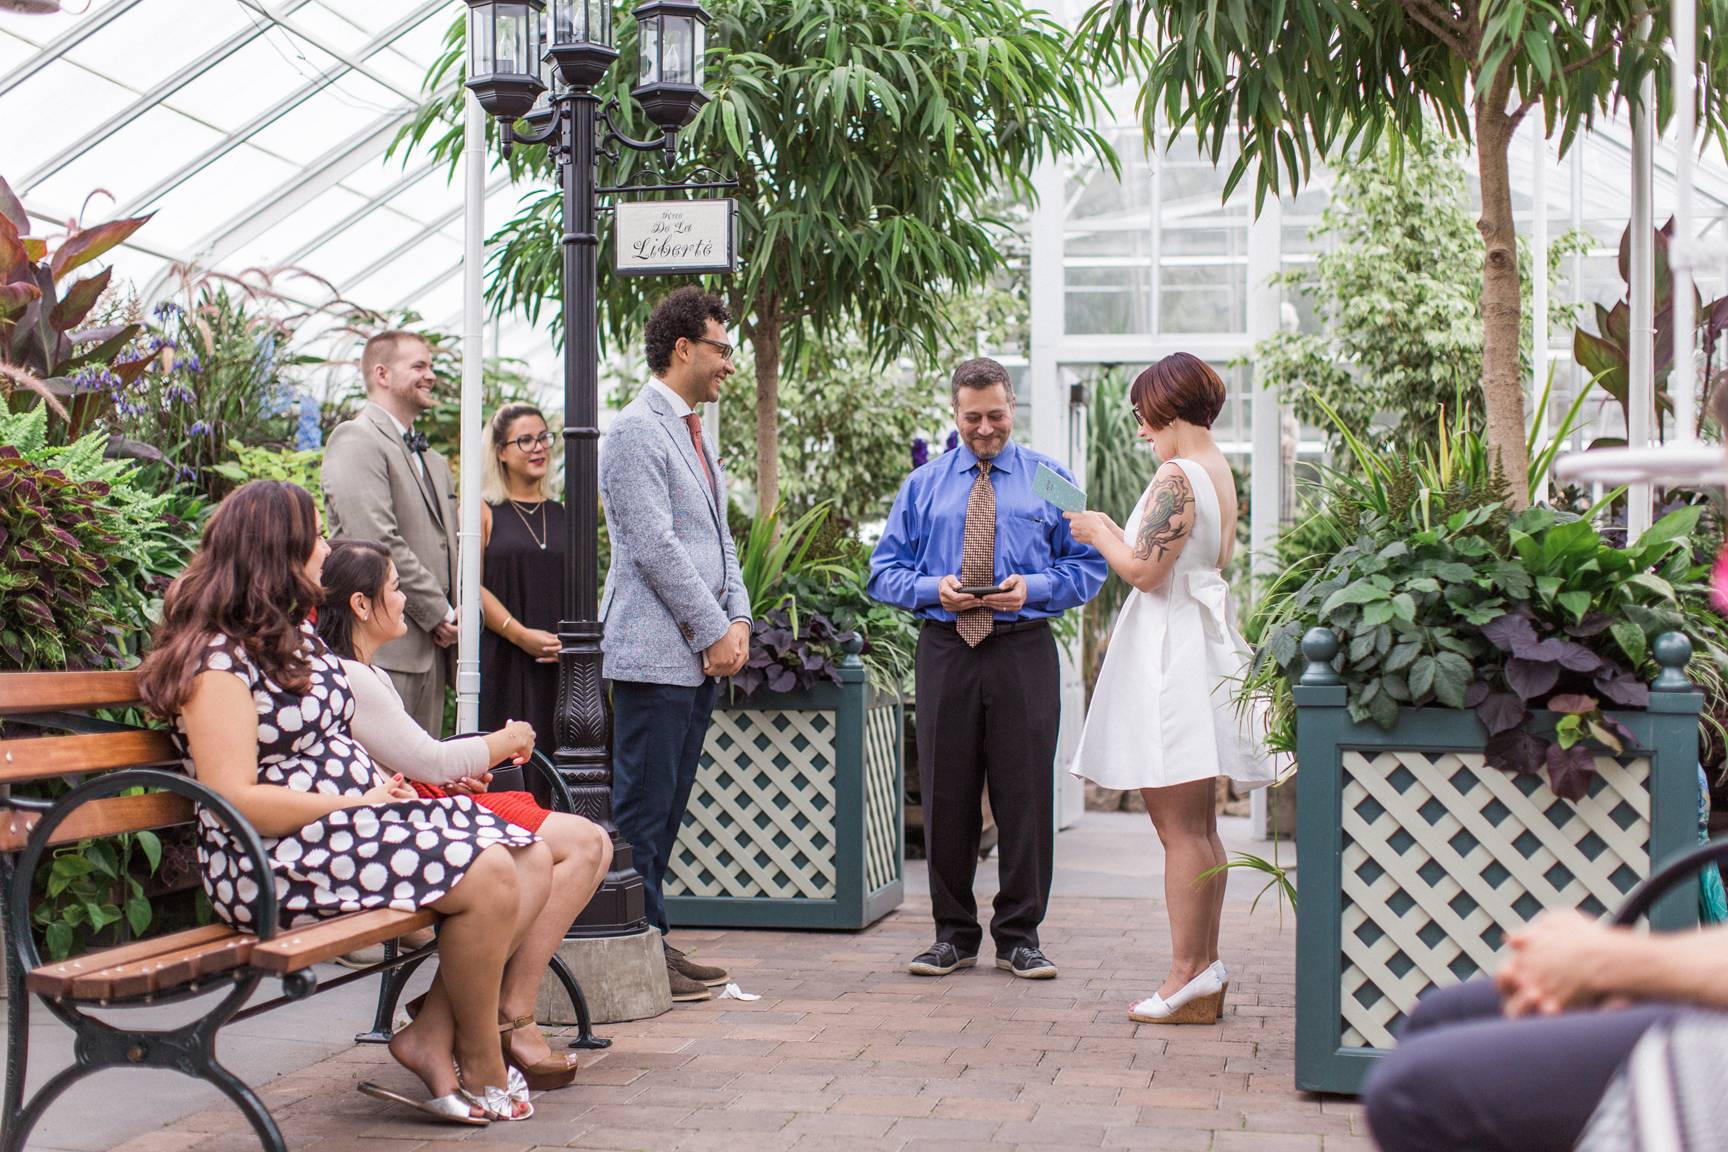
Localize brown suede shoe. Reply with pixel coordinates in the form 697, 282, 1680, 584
667, 962, 713, 1002
666, 944, 730, 987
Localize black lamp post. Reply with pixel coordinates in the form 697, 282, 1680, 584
464, 0, 714, 939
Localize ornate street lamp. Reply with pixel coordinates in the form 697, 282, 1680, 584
462, 0, 724, 952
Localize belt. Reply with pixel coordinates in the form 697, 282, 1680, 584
923, 617, 1050, 637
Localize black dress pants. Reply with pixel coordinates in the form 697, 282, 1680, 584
1364, 979, 1685, 1152
915, 620, 1059, 956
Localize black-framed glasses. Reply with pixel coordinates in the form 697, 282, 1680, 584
509, 430, 555, 451
691, 336, 734, 361
1131, 406, 1147, 426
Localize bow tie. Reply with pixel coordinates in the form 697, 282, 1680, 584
402, 429, 428, 454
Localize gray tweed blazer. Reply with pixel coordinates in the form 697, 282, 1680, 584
598, 385, 749, 686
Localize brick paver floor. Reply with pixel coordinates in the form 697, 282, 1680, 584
112, 882, 1369, 1152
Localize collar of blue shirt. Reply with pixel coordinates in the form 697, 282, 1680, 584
952, 439, 1018, 476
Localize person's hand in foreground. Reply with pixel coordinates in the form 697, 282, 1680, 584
704, 619, 750, 678
432, 620, 460, 648
1497, 910, 1637, 1017
1063, 510, 1123, 550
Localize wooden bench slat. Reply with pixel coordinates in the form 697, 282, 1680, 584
25, 924, 240, 997
0, 672, 143, 716
0, 730, 181, 783
0, 793, 197, 853
249, 908, 435, 973
72, 934, 255, 1000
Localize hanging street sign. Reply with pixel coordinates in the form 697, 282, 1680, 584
613, 198, 738, 276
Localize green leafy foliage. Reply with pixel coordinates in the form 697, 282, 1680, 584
210, 441, 325, 511
1082, 366, 1156, 694
1252, 133, 1585, 460
737, 501, 850, 627
0, 407, 191, 670
1075, 0, 1728, 499
1572, 220, 1728, 446
777, 533, 920, 695
33, 827, 164, 960
0, 174, 151, 422
1251, 469, 1727, 797
402, 0, 1114, 512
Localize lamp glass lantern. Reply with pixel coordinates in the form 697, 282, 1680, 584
465, 0, 548, 119
630, 0, 710, 129
551, 0, 612, 46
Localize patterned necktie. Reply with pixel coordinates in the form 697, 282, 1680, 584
957, 460, 995, 647
683, 413, 716, 500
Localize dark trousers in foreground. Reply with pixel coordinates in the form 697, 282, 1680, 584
1364, 979, 1683, 1152
610, 677, 719, 935
915, 620, 1059, 956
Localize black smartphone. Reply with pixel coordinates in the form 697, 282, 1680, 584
956, 585, 1006, 597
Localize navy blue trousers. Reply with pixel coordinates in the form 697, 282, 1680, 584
1364, 980, 1682, 1152
610, 678, 719, 935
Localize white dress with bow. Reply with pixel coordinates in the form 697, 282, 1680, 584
1070, 457, 1277, 792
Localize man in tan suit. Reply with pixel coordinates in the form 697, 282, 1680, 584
321, 330, 459, 736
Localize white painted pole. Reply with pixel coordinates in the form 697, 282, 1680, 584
1673, 0, 1699, 445
1628, 28, 1656, 538
456, 90, 486, 735
1532, 129, 1549, 462
1248, 189, 1283, 606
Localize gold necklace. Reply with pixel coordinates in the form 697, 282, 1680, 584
509, 498, 547, 550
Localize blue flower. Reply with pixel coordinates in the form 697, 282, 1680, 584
165, 383, 194, 405
152, 301, 183, 321
945, 430, 959, 453
174, 354, 202, 375
910, 438, 928, 469
296, 395, 322, 451
188, 421, 211, 438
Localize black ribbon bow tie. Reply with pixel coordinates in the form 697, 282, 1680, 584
402, 429, 429, 454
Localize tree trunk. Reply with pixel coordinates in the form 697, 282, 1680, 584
1474, 90, 1532, 507
751, 295, 782, 520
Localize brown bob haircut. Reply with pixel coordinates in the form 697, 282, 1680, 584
1130, 353, 1226, 430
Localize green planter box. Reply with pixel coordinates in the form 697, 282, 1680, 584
1293, 634, 1702, 1095
665, 658, 904, 930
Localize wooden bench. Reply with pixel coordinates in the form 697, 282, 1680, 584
0, 671, 605, 1152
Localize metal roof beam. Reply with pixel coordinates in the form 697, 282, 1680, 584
339, 175, 512, 298
175, 108, 437, 274
0, 0, 146, 99
15, 0, 320, 195
276, 158, 443, 268
235, 0, 428, 104
111, 0, 452, 220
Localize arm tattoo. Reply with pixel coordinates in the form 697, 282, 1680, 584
1134, 471, 1193, 561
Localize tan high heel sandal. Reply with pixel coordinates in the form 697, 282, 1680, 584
500, 1012, 579, 1091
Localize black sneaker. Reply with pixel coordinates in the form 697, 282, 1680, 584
997, 946, 1057, 979
908, 942, 978, 976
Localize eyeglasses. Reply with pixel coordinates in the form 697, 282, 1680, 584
1131, 406, 1147, 426
691, 336, 734, 361
508, 430, 555, 452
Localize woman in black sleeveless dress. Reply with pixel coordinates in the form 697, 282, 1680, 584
479, 405, 565, 769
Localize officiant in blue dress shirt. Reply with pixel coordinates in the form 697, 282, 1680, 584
868, 358, 1106, 982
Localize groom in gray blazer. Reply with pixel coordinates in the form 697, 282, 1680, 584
600, 287, 751, 1002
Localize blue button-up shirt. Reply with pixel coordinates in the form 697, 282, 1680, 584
867, 440, 1107, 622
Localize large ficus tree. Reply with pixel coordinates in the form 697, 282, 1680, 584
1080, 0, 1728, 505
407, 0, 1114, 516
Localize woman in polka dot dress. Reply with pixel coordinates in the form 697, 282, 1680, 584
138, 481, 544, 1126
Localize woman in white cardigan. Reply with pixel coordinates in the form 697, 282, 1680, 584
316, 539, 611, 1099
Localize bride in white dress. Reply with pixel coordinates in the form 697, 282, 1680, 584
1064, 353, 1276, 1026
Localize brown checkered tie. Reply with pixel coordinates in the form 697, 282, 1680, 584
958, 460, 995, 647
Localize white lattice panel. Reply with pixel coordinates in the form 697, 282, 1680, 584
863, 703, 901, 893
1339, 750, 1650, 1049
668, 709, 837, 899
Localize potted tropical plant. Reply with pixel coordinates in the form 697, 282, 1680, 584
1246, 414, 1724, 1094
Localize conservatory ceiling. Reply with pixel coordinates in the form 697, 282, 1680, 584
0, 0, 558, 384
